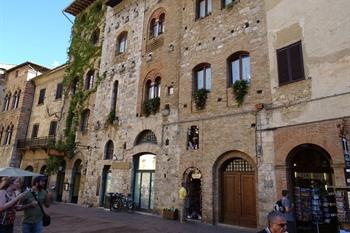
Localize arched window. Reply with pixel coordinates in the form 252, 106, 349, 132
13, 90, 21, 109
3, 93, 11, 111
135, 130, 157, 145
145, 77, 161, 100
193, 63, 211, 92
117, 32, 128, 54
80, 109, 90, 132
11, 91, 17, 109
228, 52, 250, 86
104, 140, 114, 160
85, 70, 94, 90
4, 124, 13, 145
149, 10, 166, 39
111, 81, 118, 114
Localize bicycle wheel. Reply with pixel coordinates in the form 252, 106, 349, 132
111, 198, 123, 212
127, 201, 135, 212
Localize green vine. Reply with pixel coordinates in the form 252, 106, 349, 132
193, 89, 209, 110
59, 0, 106, 159
143, 97, 160, 116
107, 111, 116, 124
45, 157, 64, 175
232, 79, 249, 106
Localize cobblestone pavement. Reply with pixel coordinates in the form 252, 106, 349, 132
14, 203, 258, 233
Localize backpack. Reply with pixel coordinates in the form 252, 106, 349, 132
274, 199, 285, 213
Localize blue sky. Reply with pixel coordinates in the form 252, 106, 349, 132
0, 0, 74, 68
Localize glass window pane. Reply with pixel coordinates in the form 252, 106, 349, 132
242, 56, 250, 81
205, 67, 211, 90
199, 1, 205, 17
197, 70, 204, 90
133, 172, 141, 207
225, 0, 232, 6
231, 59, 240, 83
139, 154, 156, 170
207, 0, 212, 14
148, 86, 154, 99
140, 173, 150, 209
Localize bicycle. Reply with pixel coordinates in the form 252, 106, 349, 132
110, 192, 135, 212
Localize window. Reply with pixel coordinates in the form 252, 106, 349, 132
38, 88, 46, 104
80, 109, 90, 132
71, 78, 79, 95
187, 126, 199, 150
228, 52, 250, 86
31, 124, 39, 138
55, 83, 63, 99
12, 90, 20, 109
104, 140, 114, 160
193, 63, 211, 92
135, 130, 157, 145
4, 125, 13, 145
15, 70, 19, 77
277, 41, 305, 85
91, 28, 100, 45
111, 81, 118, 114
149, 13, 165, 38
48, 121, 57, 136
117, 32, 128, 54
85, 70, 94, 90
145, 77, 161, 100
222, 0, 235, 7
196, 0, 212, 19
3, 94, 11, 111
0, 126, 3, 145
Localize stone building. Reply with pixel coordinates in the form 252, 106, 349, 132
263, 0, 350, 232
18, 64, 67, 197
0, 62, 49, 167
34, 0, 350, 231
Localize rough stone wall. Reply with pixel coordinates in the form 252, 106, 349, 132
177, 0, 271, 226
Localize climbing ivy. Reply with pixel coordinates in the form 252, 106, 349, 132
58, 0, 106, 159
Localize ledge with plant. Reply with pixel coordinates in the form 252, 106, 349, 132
232, 79, 249, 106
162, 207, 178, 220
193, 88, 209, 110
142, 97, 160, 117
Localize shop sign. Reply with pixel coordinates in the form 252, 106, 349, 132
295, 172, 325, 180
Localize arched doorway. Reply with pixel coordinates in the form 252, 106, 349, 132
133, 154, 156, 210
23, 165, 34, 190
220, 157, 256, 227
55, 160, 66, 202
100, 165, 112, 207
183, 167, 202, 220
286, 144, 337, 233
71, 159, 82, 204
40, 165, 48, 189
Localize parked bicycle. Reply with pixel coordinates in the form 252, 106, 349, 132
109, 192, 135, 212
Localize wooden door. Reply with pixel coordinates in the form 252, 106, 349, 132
222, 172, 256, 227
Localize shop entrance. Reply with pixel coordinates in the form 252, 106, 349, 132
287, 144, 337, 233
55, 160, 66, 202
71, 159, 82, 204
133, 154, 156, 210
100, 165, 112, 207
220, 158, 256, 227
183, 167, 202, 220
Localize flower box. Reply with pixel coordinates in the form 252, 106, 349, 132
162, 209, 178, 220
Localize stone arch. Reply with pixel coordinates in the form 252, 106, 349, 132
134, 130, 157, 146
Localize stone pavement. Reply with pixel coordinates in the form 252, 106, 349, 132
14, 203, 259, 233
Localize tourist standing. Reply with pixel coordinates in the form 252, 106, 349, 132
178, 182, 187, 223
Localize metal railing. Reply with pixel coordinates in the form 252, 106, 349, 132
17, 136, 56, 149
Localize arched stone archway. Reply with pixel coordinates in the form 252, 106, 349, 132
55, 160, 66, 202
213, 151, 257, 228
182, 167, 202, 220
70, 159, 82, 203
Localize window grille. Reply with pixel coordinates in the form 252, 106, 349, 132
136, 130, 157, 145
224, 158, 254, 172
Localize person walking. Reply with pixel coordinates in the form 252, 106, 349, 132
281, 189, 296, 233
20, 176, 52, 233
0, 177, 29, 233
257, 211, 287, 233
178, 182, 187, 223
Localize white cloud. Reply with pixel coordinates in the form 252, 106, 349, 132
51, 60, 60, 68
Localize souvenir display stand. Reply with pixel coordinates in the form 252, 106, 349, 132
329, 186, 350, 233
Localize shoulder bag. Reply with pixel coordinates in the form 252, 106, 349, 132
31, 192, 51, 227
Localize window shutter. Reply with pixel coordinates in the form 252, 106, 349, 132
277, 49, 290, 84
290, 42, 305, 81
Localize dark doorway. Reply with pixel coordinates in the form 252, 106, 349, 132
183, 167, 202, 220
55, 160, 66, 202
220, 158, 256, 227
100, 165, 112, 207
71, 159, 82, 204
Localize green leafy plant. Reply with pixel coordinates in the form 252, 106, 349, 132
45, 157, 64, 175
142, 97, 160, 116
232, 79, 249, 106
163, 207, 178, 212
193, 89, 209, 110
107, 111, 116, 124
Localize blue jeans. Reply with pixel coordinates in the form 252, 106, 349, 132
22, 221, 42, 233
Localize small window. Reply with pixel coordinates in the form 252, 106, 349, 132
104, 140, 114, 160
196, 0, 212, 19
135, 130, 157, 145
145, 77, 161, 100
111, 81, 118, 114
4, 125, 13, 145
13, 90, 21, 109
55, 83, 63, 99
222, 0, 235, 8
228, 52, 250, 86
15, 70, 19, 78
167, 86, 174, 96
187, 126, 199, 150
31, 124, 39, 138
117, 32, 128, 54
193, 63, 211, 92
91, 28, 100, 45
0, 126, 3, 144
80, 109, 90, 132
38, 88, 46, 105
48, 121, 57, 136
85, 70, 94, 90
277, 41, 305, 85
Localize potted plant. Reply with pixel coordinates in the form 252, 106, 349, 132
193, 88, 209, 110
232, 79, 249, 106
162, 207, 178, 220
142, 97, 160, 116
